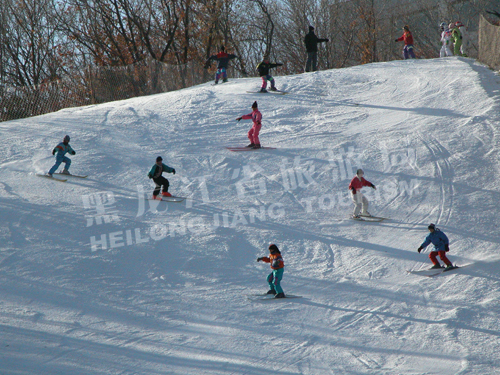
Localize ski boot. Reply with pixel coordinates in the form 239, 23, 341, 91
266, 290, 277, 295
245, 143, 255, 148
360, 211, 372, 217
430, 264, 443, 269
162, 192, 172, 197
259, 88, 268, 93
252, 144, 261, 149
61, 169, 71, 175
444, 264, 455, 271
352, 214, 361, 219
223, 78, 228, 83
274, 293, 286, 299
269, 86, 278, 92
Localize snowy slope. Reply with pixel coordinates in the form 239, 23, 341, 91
1, 57, 500, 374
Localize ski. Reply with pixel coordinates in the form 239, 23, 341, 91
407, 265, 460, 277
53, 173, 88, 178
350, 216, 384, 222
148, 196, 186, 203
359, 214, 389, 220
246, 90, 288, 95
225, 146, 276, 152
247, 294, 301, 301
36, 174, 67, 182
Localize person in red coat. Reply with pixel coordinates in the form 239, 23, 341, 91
395, 25, 416, 59
348, 169, 376, 218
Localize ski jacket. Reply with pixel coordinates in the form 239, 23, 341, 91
397, 31, 414, 46
304, 31, 329, 52
53, 142, 75, 158
451, 28, 462, 42
420, 229, 449, 252
257, 62, 282, 77
441, 30, 451, 45
241, 109, 262, 125
148, 163, 175, 179
261, 252, 284, 270
348, 176, 373, 193
207, 51, 237, 69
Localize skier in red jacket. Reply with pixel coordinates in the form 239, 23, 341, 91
395, 25, 416, 59
349, 169, 376, 218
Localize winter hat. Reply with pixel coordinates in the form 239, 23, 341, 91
356, 168, 364, 176
220, 45, 225, 51
252, 101, 258, 108
269, 244, 280, 253
63, 135, 70, 142
428, 223, 436, 230
156, 156, 163, 162
309, 26, 314, 31
403, 25, 409, 31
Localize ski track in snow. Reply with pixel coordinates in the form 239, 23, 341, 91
1, 57, 500, 374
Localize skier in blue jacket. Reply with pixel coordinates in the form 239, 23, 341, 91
147, 156, 176, 199
48, 135, 76, 176
417, 223, 453, 270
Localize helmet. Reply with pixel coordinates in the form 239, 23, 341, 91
439, 22, 446, 29
455, 21, 464, 28
428, 223, 436, 230
63, 135, 70, 142
403, 25, 409, 31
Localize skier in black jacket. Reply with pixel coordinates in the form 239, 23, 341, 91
256, 55, 283, 92
304, 26, 329, 72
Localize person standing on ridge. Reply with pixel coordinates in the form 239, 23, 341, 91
349, 169, 376, 219
449, 23, 463, 56
395, 25, 416, 59
304, 26, 329, 72
439, 22, 453, 57
204, 46, 237, 85
417, 223, 454, 270
257, 244, 285, 298
236, 101, 263, 149
147, 156, 176, 200
455, 21, 468, 57
256, 55, 283, 93
48, 135, 76, 176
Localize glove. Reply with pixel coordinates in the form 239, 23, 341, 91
395, 39, 399, 42
236, 117, 242, 121
351, 188, 356, 194
148, 174, 152, 179
172, 169, 176, 175
257, 257, 263, 262
52, 149, 56, 155
417, 246, 423, 253
325, 38, 330, 42
71, 150, 76, 155
371, 184, 376, 189
445, 244, 450, 252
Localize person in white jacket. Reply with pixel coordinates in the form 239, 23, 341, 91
439, 22, 453, 57
455, 21, 468, 57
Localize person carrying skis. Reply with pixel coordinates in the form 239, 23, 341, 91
147, 156, 176, 199
236, 101, 262, 149
449, 23, 463, 56
48, 135, 76, 176
395, 25, 416, 59
256, 55, 283, 93
304, 25, 329, 72
417, 223, 454, 270
257, 244, 285, 298
204, 46, 237, 85
439, 22, 453, 57
348, 168, 376, 219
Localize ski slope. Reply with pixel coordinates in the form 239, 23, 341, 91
1, 57, 500, 374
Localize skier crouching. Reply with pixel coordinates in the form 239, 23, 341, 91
48, 135, 76, 176
257, 244, 285, 298
147, 156, 176, 199
417, 223, 454, 270
349, 169, 376, 218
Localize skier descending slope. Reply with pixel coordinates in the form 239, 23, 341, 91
147, 156, 176, 200
257, 244, 285, 298
256, 55, 283, 93
418, 223, 455, 270
204, 46, 237, 85
236, 101, 263, 149
48, 135, 76, 176
348, 169, 376, 219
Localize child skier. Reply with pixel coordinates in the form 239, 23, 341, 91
48, 135, 76, 176
450, 23, 463, 56
257, 244, 285, 298
439, 22, 453, 57
417, 223, 454, 270
348, 169, 376, 218
256, 55, 283, 92
147, 156, 176, 199
395, 25, 416, 59
204, 46, 237, 84
236, 101, 263, 149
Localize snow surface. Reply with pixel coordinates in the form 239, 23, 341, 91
1, 57, 500, 374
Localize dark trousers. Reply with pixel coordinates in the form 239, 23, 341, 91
305, 52, 318, 72
153, 176, 169, 196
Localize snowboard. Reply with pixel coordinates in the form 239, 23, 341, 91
407, 265, 460, 277
36, 174, 67, 182
246, 90, 288, 95
247, 294, 301, 301
53, 173, 88, 178
225, 146, 276, 152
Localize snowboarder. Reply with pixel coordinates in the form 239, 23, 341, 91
256, 55, 283, 93
204, 46, 237, 84
304, 25, 329, 72
417, 223, 454, 270
257, 244, 285, 298
349, 168, 376, 219
395, 25, 416, 59
449, 23, 463, 56
236, 101, 263, 149
455, 21, 467, 57
439, 22, 453, 57
48, 135, 76, 176
147, 156, 176, 199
